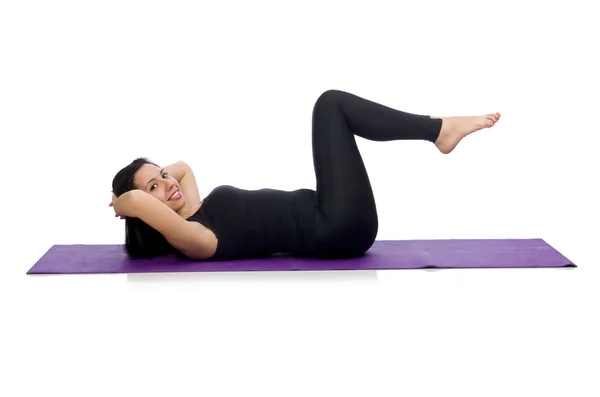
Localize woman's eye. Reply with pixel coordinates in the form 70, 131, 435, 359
149, 174, 168, 191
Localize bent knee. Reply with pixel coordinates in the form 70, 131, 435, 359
315, 89, 346, 107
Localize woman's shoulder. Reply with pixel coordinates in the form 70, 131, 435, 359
197, 185, 245, 209
210, 184, 239, 192
204, 184, 241, 198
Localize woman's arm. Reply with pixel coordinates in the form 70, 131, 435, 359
163, 161, 201, 205
117, 190, 216, 259
163, 161, 189, 183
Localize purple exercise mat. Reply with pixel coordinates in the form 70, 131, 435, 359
26, 239, 575, 274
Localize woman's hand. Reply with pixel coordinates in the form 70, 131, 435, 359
109, 191, 138, 219
109, 193, 125, 219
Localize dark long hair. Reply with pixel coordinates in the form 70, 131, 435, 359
112, 157, 176, 258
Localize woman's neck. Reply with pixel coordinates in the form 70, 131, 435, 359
177, 201, 202, 220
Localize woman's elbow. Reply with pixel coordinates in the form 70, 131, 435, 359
180, 240, 216, 261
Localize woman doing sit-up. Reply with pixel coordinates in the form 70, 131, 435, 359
110, 89, 500, 261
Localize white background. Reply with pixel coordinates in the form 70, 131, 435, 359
1, 0, 599, 396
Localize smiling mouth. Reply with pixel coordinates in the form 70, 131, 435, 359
168, 190, 182, 201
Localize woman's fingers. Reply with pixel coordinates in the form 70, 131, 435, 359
110, 194, 124, 218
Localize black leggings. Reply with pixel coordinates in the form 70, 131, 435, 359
311, 89, 442, 258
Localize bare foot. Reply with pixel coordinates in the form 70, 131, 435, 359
432, 112, 501, 154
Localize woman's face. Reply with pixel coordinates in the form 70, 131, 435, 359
133, 163, 185, 211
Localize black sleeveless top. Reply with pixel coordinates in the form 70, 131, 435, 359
186, 185, 317, 261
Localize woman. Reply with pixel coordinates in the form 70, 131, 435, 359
110, 89, 500, 261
